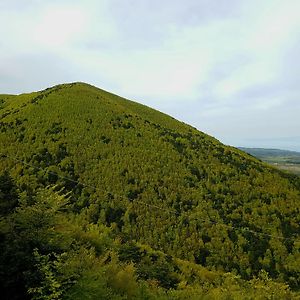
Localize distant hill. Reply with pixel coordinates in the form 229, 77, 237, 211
0, 83, 299, 299
238, 147, 300, 159
239, 147, 300, 175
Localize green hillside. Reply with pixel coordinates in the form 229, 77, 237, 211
0, 83, 299, 299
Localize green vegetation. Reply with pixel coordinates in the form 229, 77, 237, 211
239, 147, 300, 175
0, 83, 299, 299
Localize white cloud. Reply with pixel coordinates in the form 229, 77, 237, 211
214, 60, 278, 100
32, 5, 88, 48
247, 0, 300, 53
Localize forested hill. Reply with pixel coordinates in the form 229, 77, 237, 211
0, 82, 299, 299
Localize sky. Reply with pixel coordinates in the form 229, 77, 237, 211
1, 0, 300, 151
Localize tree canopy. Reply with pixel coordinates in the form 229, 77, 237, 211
0, 83, 299, 299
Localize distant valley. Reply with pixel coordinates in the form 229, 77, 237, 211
239, 147, 300, 175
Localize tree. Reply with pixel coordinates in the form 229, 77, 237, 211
0, 170, 19, 216
0, 186, 68, 300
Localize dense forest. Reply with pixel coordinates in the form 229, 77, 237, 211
0, 82, 299, 299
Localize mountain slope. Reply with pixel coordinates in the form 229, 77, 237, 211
0, 83, 299, 294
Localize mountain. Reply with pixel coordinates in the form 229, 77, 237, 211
238, 147, 300, 159
239, 147, 300, 175
0, 82, 299, 299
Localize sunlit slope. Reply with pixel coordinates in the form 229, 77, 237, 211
0, 82, 299, 288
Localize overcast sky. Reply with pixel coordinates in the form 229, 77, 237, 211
1, 0, 299, 151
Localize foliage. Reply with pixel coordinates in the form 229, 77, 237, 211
0, 83, 300, 298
